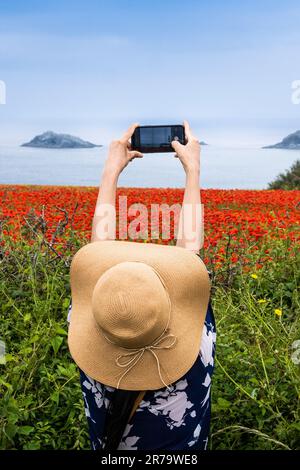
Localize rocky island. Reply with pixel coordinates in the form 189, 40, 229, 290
21, 131, 102, 149
263, 130, 300, 149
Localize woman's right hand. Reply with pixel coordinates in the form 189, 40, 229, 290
171, 120, 200, 175
103, 123, 144, 177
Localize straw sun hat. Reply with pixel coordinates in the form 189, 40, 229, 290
68, 240, 211, 391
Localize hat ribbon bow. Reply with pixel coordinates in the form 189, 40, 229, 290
115, 331, 177, 390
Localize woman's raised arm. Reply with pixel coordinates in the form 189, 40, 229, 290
91, 123, 143, 242
171, 121, 204, 253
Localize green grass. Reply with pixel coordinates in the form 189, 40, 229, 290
0, 230, 299, 450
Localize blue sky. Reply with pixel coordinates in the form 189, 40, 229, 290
0, 0, 299, 145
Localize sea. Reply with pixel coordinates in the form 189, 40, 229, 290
0, 145, 298, 189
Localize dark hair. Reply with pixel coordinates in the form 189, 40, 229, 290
103, 389, 141, 450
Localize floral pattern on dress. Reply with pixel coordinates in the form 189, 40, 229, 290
137, 379, 195, 430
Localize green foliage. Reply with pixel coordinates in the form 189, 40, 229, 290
0, 232, 299, 450
0, 235, 89, 449
268, 159, 300, 189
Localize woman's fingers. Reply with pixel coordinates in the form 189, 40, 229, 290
183, 120, 196, 142
121, 123, 139, 144
128, 150, 143, 160
171, 140, 183, 153
183, 120, 192, 141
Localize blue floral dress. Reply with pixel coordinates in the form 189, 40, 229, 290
68, 295, 216, 451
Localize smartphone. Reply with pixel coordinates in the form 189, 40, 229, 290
131, 125, 185, 153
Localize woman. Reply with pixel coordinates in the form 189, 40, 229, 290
67, 121, 216, 450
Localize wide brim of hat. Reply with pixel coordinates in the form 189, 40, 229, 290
68, 240, 211, 391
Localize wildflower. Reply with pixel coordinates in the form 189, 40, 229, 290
250, 274, 258, 279
258, 299, 266, 304
274, 309, 282, 317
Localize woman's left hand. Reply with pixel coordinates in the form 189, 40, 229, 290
171, 120, 200, 175
104, 123, 144, 177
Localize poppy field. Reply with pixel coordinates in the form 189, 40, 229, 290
0, 184, 299, 450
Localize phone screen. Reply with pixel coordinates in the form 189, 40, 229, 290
132, 125, 185, 153
140, 127, 172, 148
